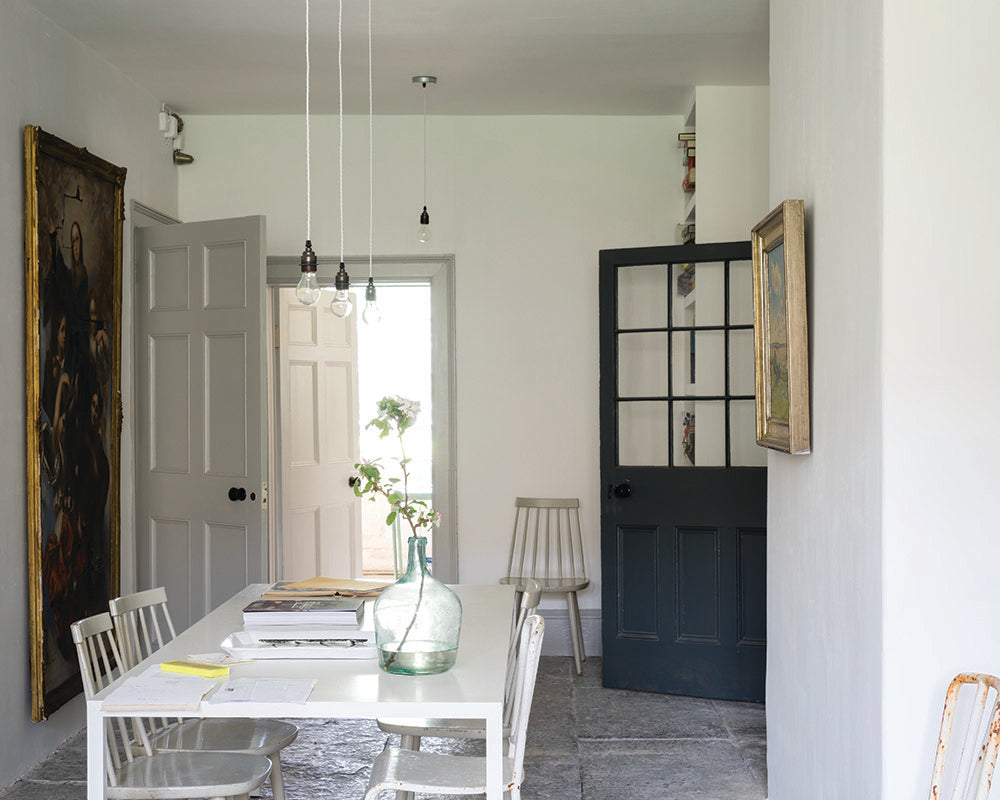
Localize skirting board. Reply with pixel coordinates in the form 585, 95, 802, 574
536, 608, 602, 658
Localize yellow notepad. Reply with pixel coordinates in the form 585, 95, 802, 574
161, 660, 230, 678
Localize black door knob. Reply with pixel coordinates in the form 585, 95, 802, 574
613, 482, 632, 499
237, 488, 247, 502
348, 475, 359, 488
228, 487, 239, 501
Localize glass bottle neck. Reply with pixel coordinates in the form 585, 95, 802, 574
405, 535, 429, 576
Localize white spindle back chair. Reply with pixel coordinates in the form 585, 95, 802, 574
929, 673, 1000, 800
71, 612, 271, 800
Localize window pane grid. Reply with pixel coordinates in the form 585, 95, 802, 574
615, 257, 759, 468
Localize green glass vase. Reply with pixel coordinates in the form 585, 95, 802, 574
373, 535, 462, 674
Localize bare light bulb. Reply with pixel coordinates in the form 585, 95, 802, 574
418, 206, 430, 244
331, 290, 353, 318
296, 240, 321, 305
362, 277, 380, 325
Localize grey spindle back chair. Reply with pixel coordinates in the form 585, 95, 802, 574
109, 588, 298, 800
71, 612, 272, 800
500, 497, 590, 673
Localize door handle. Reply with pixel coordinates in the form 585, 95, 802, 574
228, 487, 248, 502
348, 475, 359, 488
609, 482, 632, 499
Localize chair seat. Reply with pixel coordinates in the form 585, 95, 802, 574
365, 746, 515, 797
110, 751, 271, 799
500, 576, 590, 593
376, 717, 511, 740
148, 717, 298, 756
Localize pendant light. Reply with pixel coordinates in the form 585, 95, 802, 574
362, 0, 380, 325
413, 75, 436, 244
295, 0, 321, 305
330, 0, 354, 318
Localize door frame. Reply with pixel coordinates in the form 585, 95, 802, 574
266, 255, 458, 583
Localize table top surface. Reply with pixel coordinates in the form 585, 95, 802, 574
91, 583, 515, 718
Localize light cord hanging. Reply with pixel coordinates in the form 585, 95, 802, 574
330, 0, 353, 317
295, 0, 320, 305
413, 75, 435, 243
362, 0, 380, 324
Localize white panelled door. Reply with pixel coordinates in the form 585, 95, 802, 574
135, 216, 267, 630
277, 287, 361, 579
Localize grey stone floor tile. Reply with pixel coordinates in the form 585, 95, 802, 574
581, 739, 765, 800
712, 699, 766, 739
527, 683, 577, 754
0, 781, 84, 800
571, 655, 605, 688
575, 686, 727, 740
521, 754, 583, 800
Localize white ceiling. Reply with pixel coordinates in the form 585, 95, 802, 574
21, 0, 769, 116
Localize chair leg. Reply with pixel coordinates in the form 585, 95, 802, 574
269, 753, 286, 800
396, 736, 419, 800
566, 592, 584, 675
571, 590, 586, 664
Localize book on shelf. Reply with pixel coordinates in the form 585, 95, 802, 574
242, 596, 365, 626
677, 131, 696, 142
260, 576, 391, 599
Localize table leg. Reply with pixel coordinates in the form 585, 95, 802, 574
485, 707, 502, 800
86, 701, 104, 800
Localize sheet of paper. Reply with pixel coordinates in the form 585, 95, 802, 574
275, 577, 391, 593
102, 667, 219, 711
186, 651, 253, 665
208, 677, 317, 705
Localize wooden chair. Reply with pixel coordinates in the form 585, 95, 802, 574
71, 612, 272, 800
109, 588, 298, 800
376, 579, 541, 743
929, 673, 1000, 799
364, 614, 546, 800
500, 497, 589, 673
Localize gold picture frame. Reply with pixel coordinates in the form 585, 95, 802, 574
751, 199, 810, 454
24, 126, 125, 720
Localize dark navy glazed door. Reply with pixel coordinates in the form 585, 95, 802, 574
599, 242, 767, 702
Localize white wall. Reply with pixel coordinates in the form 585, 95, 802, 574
766, 0, 884, 796
179, 114, 682, 636
0, 0, 178, 788
882, 0, 1000, 796
695, 86, 771, 242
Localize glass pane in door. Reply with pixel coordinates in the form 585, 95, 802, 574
618, 264, 669, 329
619, 401, 669, 466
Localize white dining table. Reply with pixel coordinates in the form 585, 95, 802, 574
87, 583, 515, 800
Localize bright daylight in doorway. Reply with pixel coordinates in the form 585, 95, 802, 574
357, 283, 432, 577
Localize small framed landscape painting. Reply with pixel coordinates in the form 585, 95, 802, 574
751, 199, 810, 454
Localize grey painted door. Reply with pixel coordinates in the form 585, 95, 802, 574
135, 216, 267, 630
599, 242, 767, 702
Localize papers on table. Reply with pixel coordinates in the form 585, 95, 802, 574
208, 677, 316, 705
102, 665, 219, 711
221, 630, 377, 660
261, 576, 391, 598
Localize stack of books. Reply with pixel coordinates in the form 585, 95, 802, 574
241, 596, 366, 644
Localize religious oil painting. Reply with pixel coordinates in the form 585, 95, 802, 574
751, 199, 810, 454
24, 126, 125, 720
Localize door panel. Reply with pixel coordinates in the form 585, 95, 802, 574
136, 216, 267, 631
600, 241, 767, 702
277, 287, 360, 580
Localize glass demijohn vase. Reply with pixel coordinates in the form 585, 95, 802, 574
373, 536, 462, 674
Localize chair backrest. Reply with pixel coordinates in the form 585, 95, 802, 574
506, 613, 545, 784
504, 580, 541, 726
71, 613, 153, 787
929, 673, 1000, 800
504, 497, 586, 582
109, 587, 178, 670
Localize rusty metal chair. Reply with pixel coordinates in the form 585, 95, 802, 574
929, 673, 1000, 799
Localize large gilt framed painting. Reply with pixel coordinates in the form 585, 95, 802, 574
24, 126, 125, 720
751, 199, 810, 454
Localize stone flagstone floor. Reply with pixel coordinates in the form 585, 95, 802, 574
1, 657, 766, 800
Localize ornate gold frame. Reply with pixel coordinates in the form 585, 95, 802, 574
751, 199, 810, 454
24, 126, 125, 720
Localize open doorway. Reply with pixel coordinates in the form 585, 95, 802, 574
357, 282, 432, 578
266, 255, 457, 583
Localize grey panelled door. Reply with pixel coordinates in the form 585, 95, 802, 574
599, 241, 767, 702
135, 216, 267, 630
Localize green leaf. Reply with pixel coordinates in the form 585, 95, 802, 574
385, 510, 397, 526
